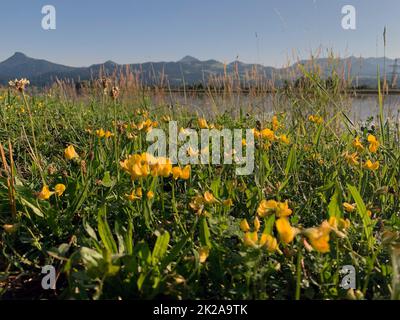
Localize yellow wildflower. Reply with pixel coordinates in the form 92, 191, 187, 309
104, 131, 114, 138
367, 134, 380, 153
64, 145, 79, 160
54, 184, 66, 196
254, 217, 261, 232
260, 128, 275, 141
204, 191, 216, 204
96, 128, 105, 138
223, 198, 233, 207
189, 195, 206, 215
343, 202, 356, 213
151, 157, 172, 177
276, 200, 292, 217
272, 116, 279, 131
120, 153, 160, 180
275, 217, 298, 244
37, 185, 54, 200
364, 159, 379, 171
240, 219, 251, 232
279, 134, 290, 144
147, 191, 154, 199
328, 216, 351, 231
180, 165, 191, 180
257, 199, 278, 217
260, 234, 279, 252
252, 128, 261, 139
303, 221, 331, 253
172, 166, 182, 180
244, 231, 258, 247
344, 152, 359, 166
199, 247, 210, 263
353, 137, 364, 152
308, 115, 324, 124
198, 118, 208, 129
126, 187, 143, 201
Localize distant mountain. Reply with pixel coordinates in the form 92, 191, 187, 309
0, 52, 78, 82
0, 52, 398, 87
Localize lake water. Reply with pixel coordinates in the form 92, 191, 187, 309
152, 93, 400, 123
350, 94, 400, 123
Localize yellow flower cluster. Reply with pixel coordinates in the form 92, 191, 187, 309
256, 199, 299, 246
363, 159, 379, 171
344, 152, 359, 166
345, 135, 381, 171
352, 137, 364, 152
240, 217, 279, 252
353, 135, 380, 153
189, 191, 218, 215
303, 217, 350, 253
197, 117, 219, 129
308, 114, 324, 124
367, 135, 380, 153
37, 184, 66, 200
120, 153, 190, 181
247, 199, 352, 253
126, 187, 154, 201
344, 152, 379, 171
95, 128, 114, 138
343, 202, 356, 212
172, 165, 191, 180
302, 220, 331, 253
257, 199, 292, 218
131, 119, 158, 133
252, 116, 290, 145
134, 108, 149, 117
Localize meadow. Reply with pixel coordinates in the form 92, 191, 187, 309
1, 68, 400, 300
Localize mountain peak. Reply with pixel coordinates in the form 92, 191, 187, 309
0, 52, 31, 67
12, 52, 28, 59
179, 55, 200, 63
104, 60, 118, 66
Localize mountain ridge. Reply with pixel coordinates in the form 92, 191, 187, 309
0, 52, 398, 87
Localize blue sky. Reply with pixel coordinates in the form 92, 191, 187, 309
0, 0, 399, 67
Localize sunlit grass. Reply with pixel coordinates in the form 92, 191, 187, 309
0, 72, 400, 300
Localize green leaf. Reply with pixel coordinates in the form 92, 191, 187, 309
152, 231, 170, 264
21, 198, 44, 217
114, 222, 126, 255
328, 185, 341, 218
135, 241, 152, 266
101, 171, 114, 188
263, 215, 276, 235
160, 236, 189, 270
125, 220, 133, 255
285, 146, 296, 176
80, 247, 103, 269
347, 184, 374, 249
199, 217, 212, 248
210, 180, 220, 197
97, 207, 118, 253
84, 220, 98, 240
313, 123, 324, 147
